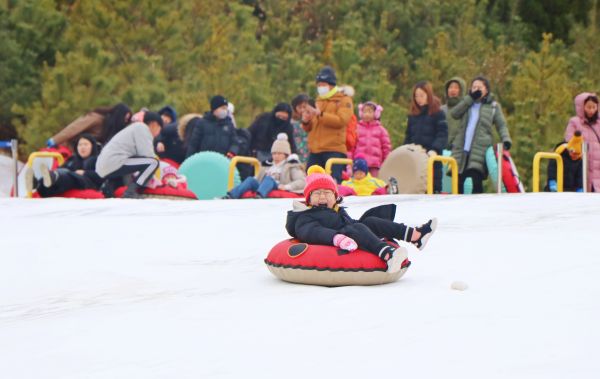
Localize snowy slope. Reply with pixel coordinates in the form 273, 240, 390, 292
0, 194, 599, 379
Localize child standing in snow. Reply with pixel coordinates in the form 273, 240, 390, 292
286, 166, 437, 273
350, 102, 391, 178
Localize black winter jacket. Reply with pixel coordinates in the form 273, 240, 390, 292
404, 107, 448, 154
185, 112, 242, 158
155, 122, 185, 163
63, 134, 104, 188
285, 203, 397, 245
249, 112, 297, 156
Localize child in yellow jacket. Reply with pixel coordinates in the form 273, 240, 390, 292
342, 157, 386, 196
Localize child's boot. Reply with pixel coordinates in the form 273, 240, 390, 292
379, 245, 408, 273
25, 167, 39, 193
39, 165, 58, 188
412, 218, 438, 250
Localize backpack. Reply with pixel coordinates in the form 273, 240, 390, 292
346, 113, 358, 151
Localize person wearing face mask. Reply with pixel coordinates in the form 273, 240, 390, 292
248, 102, 297, 162
564, 92, 600, 192
301, 66, 353, 183
184, 95, 244, 160
450, 76, 512, 194
25, 134, 104, 197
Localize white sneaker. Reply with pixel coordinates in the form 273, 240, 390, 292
385, 246, 408, 273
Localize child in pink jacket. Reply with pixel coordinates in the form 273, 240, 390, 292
350, 102, 391, 178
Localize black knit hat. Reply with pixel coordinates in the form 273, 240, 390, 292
210, 95, 228, 111
315, 66, 337, 86
272, 103, 293, 119
143, 111, 164, 128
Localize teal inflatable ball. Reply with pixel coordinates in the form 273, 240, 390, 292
179, 151, 240, 200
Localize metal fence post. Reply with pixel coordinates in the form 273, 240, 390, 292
497, 143, 503, 194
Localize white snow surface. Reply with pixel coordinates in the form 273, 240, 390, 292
1, 194, 599, 379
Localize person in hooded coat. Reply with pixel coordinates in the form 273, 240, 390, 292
47, 103, 132, 148
450, 76, 512, 194
441, 77, 467, 149
248, 103, 297, 162
154, 105, 185, 164
564, 92, 600, 191
26, 134, 104, 197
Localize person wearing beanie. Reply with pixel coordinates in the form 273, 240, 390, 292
450, 76, 512, 194
301, 66, 354, 183
248, 102, 297, 162
284, 165, 438, 273
564, 92, 600, 191
95, 112, 163, 198
546, 132, 584, 192
184, 95, 248, 160
154, 105, 186, 164
350, 101, 391, 178
223, 134, 306, 199
341, 157, 387, 196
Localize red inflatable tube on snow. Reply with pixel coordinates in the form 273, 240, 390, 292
32, 189, 104, 199
241, 190, 302, 199
114, 185, 197, 200
264, 239, 410, 286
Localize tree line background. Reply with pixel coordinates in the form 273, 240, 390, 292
1, 0, 599, 187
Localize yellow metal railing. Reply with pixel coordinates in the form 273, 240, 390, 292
26, 152, 65, 198
532, 152, 563, 192
228, 156, 261, 190
427, 156, 458, 195
324, 158, 352, 175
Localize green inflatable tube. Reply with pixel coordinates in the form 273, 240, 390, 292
179, 151, 241, 200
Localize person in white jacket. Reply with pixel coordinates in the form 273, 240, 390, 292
96, 112, 163, 198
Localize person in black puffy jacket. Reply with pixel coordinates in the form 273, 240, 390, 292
26, 134, 104, 197
285, 166, 437, 273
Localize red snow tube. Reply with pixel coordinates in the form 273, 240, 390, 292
32, 189, 104, 199
264, 239, 410, 286
241, 189, 302, 199
114, 185, 197, 200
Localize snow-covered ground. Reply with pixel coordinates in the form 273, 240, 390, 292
1, 194, 599, 379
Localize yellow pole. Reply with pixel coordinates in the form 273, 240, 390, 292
532, 152, 563, 192
26, 152, 65, 198
228, 156, 261, 190
324, 158, 353, 175
427, 156, 458, 194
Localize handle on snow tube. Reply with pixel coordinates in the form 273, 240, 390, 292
325, 158, 352, 175
427, 155, 458, 195
532, 152, 563, 193
228, 156, 260, 190
26, 152, 65, 198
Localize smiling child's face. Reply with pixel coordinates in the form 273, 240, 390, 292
309, 189, 336, 208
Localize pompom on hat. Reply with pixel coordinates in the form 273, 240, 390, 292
271, 133, 292, 155
304, 165, 338, 203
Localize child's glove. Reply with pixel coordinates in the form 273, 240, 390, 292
548, 180, 557, 192
333, 234, 358, 251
